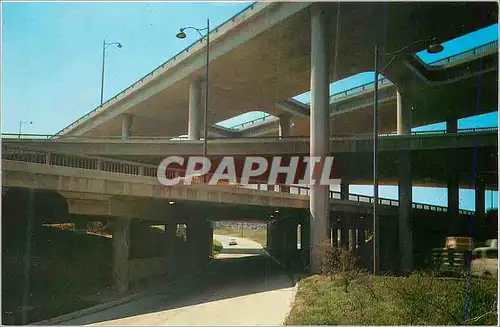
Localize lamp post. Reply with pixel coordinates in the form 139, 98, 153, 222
18, 120, 33, 138
372, 38, 443, 274
176, 19, 210, 162
100, 40, 123, 105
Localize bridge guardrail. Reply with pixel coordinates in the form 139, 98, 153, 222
3, 127, 497, 141
2, 144, 475, 215
428, 40, 498, 67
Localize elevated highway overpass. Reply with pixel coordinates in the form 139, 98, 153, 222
3, 2, 497, 289
53, 2, 497, 138
2, 145, 474, 219
4, 128, 497, 189
3, 144, 482, 283
223, 40, 498, 137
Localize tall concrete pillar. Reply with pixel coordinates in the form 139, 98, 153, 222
267, 222, 271, 250
188, 80, 202, 140
396, 90, 413, 273
447, 118, 458, 133
447, 116, 459, 233
475, 179, 485, 220
301, 220, 311, 270
340, 182, 349, 200
447, 173, 460, 233
278, 114, 291, 137
21, 189, 35, 325
397, 91, 410, 135
309, 3, 330, 273
121, 115, 133, 139
398, 151, 413, 273
165, 221, 177, 275
112, 218, 130, 293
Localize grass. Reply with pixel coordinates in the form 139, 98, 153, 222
285, 273, 497, 325
213, 227, 267, 247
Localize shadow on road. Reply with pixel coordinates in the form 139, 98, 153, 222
61, 252, 294, 325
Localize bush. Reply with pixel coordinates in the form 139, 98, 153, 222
211, 239, 223, 258
312, 240, 362, 292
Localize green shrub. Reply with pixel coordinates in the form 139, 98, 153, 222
312, 240, 362, 292
211, 239, 223, 258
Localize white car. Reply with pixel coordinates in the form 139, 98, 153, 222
471, 247, 498, 279
228, 238, 237, 246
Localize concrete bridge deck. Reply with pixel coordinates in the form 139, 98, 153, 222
3, 128, 496, 156
54, 2, 496, 138
2, 145, 474, 222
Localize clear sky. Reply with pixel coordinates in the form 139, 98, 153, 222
2, 2, 498, 210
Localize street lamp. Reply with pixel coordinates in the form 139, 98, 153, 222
176, 19, 210, 163
372, 38, 443, 274
18, 120, 33, 138
100, 40, 123, 105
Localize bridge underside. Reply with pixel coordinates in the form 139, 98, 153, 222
61, 2, 496, 138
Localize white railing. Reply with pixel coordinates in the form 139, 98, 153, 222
2, 144, 475, 216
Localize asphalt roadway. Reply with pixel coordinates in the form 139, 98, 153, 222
60, 235, 297, 325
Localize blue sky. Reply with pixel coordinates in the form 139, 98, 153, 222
2, 2, 498, 210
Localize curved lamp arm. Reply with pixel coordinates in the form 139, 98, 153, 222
380, 37, 440, 72
179, 26, 208, 39
382, 37, 437, 57
104, 41, 122, 49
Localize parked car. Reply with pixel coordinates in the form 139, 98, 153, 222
228, 238, 238, 246
471, 247, 498, 279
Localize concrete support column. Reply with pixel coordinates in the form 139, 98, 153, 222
398, 151, 413, 273
301, 220, 311, 270
396, 91, 411, 135
74, 219, 87, 234
278, 114, 291, 137
475, 179, 486, 220
340, 182, 349, 200
21, 189, 35, 325
340, 223, 349, 249
331, 227, 338, 248
187, 220, 199, 270
356, 227, 365, 250
165, 221, 177, 275
188, 79, 202, 140
112, 218, 130, 293
309, 3, 330, 273
267, 222, 272, 250
121, 115, 133, 139
204, 220, 213, 263
447, 118, 458, 133
447, 116, 459, 233
447, 173, 460, 233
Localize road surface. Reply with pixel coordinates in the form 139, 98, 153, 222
60, 235, 296, 325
